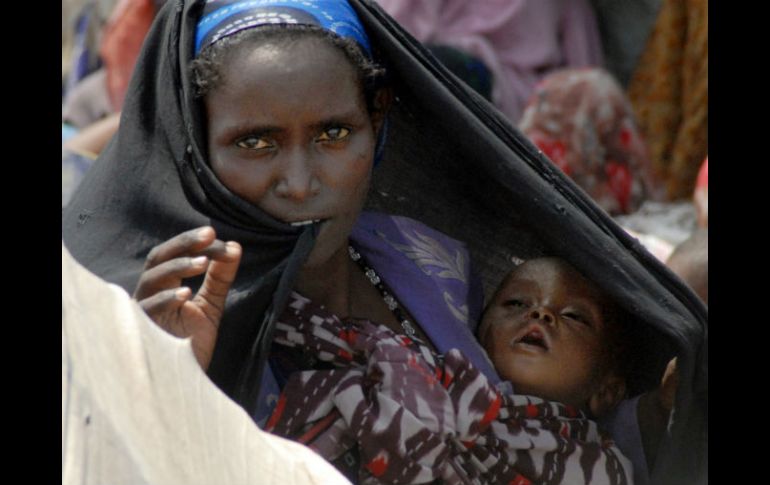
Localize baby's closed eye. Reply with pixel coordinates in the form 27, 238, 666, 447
562, 311, 590, 326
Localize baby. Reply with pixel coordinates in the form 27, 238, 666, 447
479, 257, 630, 418
268, 256, 635, 484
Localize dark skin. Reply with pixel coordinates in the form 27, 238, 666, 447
479, 258, 627, 417
481, 258, 678, 470
134, 36, 433, 370
133, 226, 242, 370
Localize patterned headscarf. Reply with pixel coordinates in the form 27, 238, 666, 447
519, 68, 657, 215
195, 0, 372, 56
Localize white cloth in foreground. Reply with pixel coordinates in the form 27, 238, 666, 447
61, 243, 351, 485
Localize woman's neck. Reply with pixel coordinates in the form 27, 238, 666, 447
294, 245, 354, 318
293, 242, 435, 349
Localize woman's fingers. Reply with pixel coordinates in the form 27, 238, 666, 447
195, 239, 230, 259
137, 287, 192, 324
133, 255, 210, 300
133, 231, 241, 370
195, 241, 242, 322
143, 226, 216, 270
134, 225, 233, 300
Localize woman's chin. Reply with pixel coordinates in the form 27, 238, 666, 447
301, 224, 349, 271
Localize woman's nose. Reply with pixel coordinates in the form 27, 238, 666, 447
274, 150, 321, 201
529, 307, 555, 325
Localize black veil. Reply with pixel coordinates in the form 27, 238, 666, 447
354, 2, 706, 483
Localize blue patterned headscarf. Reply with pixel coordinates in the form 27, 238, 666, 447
195, 0, 371, 56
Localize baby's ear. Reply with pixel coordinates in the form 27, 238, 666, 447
588, 374, 627, 417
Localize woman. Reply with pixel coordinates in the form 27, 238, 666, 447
518, 68, 660, 215
62, 1, 706, 484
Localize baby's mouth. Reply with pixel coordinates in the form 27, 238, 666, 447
513, 326, 550, 351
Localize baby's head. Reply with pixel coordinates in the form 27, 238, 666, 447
479, 258, 629, 417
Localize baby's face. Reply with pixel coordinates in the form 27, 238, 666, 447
479, 258, 611, 409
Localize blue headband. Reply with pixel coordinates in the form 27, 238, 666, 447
195, 0, 371, 56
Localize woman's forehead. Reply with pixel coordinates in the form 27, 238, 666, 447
218, 37, 363, 99
207, 47, 366, 130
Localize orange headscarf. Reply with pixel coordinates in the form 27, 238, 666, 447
628, 0, 708, 200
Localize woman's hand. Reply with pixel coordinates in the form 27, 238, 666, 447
133, 226, 242, 370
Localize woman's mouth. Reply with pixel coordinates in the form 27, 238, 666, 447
289, 219, 322, 227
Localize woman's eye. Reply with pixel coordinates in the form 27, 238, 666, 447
236, 136, 272, 150
316, 127, 351, 142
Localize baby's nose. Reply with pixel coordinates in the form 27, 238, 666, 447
529, 308, 555, 325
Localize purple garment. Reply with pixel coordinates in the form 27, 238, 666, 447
350, 212, 499, 384
375, 0, 604, 123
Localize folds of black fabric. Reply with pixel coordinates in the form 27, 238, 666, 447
62, 1, 706, 484
353, 1, 706, 484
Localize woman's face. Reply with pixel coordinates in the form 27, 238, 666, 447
205, 36, 381, 268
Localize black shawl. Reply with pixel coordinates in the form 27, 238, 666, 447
62, 1, 707, 484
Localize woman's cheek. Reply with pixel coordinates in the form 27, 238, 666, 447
337, 152, 374, 195
214, 159, 274, 203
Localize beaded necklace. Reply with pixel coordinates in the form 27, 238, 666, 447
347, 245, 420, 340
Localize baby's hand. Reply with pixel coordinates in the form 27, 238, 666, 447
659, 357, 678, 412
133, 226, 242, 370
638, 356, 679, 469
